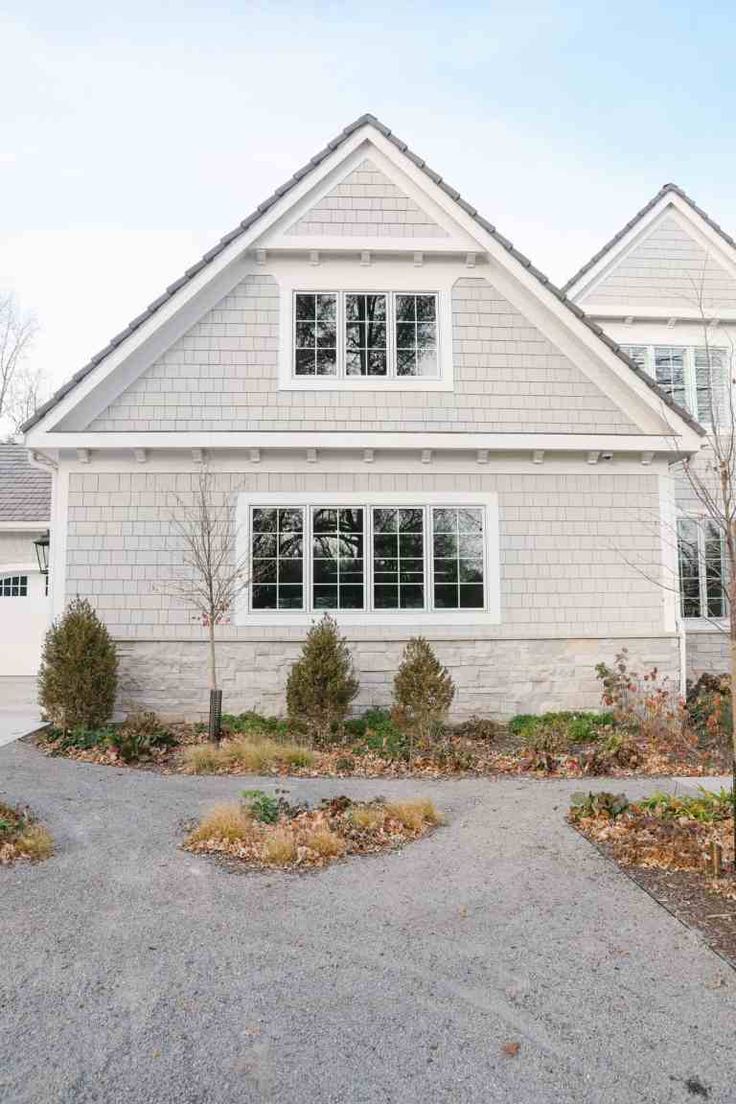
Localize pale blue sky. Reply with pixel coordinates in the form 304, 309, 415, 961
1, 1, 733, 395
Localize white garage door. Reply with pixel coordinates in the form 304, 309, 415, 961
0, 569, 51, 677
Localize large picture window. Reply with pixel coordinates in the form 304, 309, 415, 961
293, 291, 439, 380
677, 518, 726, 619
245, 499, 494, 619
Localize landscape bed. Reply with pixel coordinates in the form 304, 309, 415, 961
36, 702, 729, 780
569, 788, 736, 966
183, 791, 443, 871
0, 801, 54, 866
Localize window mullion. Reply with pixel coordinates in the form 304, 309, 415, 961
426, 506, 433, 611
698, 522, 707, 618
388, 293, 396, 378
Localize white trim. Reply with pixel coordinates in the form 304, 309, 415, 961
658, 469, 678, 633
0, 563, 40, 574
0, 520, 48, 531
234, 490, 500, 627
50, 466, 69, 618
277, 273, 452, 391
26, 431, 702, 454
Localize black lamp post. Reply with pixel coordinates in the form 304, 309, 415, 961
33, 531, 50, 575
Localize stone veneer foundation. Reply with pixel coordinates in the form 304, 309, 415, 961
115, 634, 681, 721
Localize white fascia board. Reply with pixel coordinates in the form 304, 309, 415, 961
27, 430, 702, 455
0, 520, 49, 531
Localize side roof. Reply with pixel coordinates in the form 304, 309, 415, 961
563, 182, 736, 295
22, 115, 705, 438
0, 443, 51, 523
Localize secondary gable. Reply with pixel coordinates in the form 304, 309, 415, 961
285, 157, 448, 239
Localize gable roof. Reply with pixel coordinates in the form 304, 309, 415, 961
22, 116, 705, 439
0, 443, 51, 523
563, 182, 736, 296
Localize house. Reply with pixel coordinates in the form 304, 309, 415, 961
21, 115, 705, 719
565, 183, 736, 683
0, 444, 51, 705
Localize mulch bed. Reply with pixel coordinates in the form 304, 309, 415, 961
34, 725, 728, 781
571, 804, 736, 968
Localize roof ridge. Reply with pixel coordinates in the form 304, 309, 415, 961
22, 115, 704, 438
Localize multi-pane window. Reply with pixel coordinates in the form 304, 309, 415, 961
251, 508, 304, 610
345, 294, 387, 377
620, 344, 727, 425
677, 518, 726, 619
432, 508, 485, 609
248, 504, 488, 614
395, 294, 438, 377
293, 292, 439, 380
0, 575, 28, 597
312, 508, 364, 609
294, 293, 337, 376
372, 507, 425, 609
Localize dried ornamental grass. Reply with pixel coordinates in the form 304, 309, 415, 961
184, 795, 443, 870
0, 802, 54, 865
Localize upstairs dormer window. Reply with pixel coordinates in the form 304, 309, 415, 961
293, 291, 438, 380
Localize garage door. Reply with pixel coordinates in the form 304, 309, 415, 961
0, 569, 51, 676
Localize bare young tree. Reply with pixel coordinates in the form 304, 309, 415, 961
0, 293, 40, 437
162, 465, 249, 738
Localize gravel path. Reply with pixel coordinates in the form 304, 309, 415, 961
1, 740, 734, 1104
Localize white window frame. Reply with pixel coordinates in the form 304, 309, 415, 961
278, 273, 454, 392
235, 491, 500, 626
620, 344, 726, 424
0, 573, 29, 598
677, 516, 727, 621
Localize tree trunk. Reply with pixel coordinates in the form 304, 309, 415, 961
208, 616, 217, 692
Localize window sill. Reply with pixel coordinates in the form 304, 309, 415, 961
278, 375, 453, 392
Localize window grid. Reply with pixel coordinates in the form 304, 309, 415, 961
677, 518, 726, 619
620, 344, 727, 425
248, 504, 488, 615
0, 574, 28, 598
293, 291, 439, 381
251, 507, 305, 611
312, 507, 365, 610
432, 507, 485, 610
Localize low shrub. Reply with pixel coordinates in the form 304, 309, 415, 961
595, 649, 692, 752
636, 787, 732, 823
346, 709, 410, 761
222, 711, 292, 740
108, 711, 175, 763
686, 673, 732, 746
509, 711, 615, 745
241, 789, 281, 824
451, 716, 499, 743
286, 614, 359, 744
569, 791, 630, 821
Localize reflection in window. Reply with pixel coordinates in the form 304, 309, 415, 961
312, 508, 364, 609
433, 508, 485, 609
345, 295, 387, 377
372, 507, 425, 609
654, 347, 687, 409
294, 293, 337, 376
694, 347, 726, 426
677, 518, 726, 619
251, 508, 304, 610
395, 294, 438, 377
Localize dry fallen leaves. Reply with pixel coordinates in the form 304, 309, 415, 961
502, 1042, 521, 1058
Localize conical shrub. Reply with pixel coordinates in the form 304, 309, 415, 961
393, 637, 455, 749
286, 614, 359, 744
38, 597, 118, 732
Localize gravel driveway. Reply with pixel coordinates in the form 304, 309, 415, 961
1, 739, 734, 1104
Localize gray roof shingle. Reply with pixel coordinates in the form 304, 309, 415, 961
21, 116, 705, 439
0, 444, 51, 523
